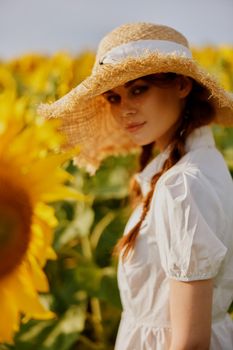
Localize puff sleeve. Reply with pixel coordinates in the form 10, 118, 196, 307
152, 169, 228, 281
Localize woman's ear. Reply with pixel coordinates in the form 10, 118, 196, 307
177, 76, 193, 98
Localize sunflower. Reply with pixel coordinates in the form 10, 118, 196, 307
0, 94, 91, 344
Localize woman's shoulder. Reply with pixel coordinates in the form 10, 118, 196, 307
157, 145, 232, 193
152, 146, 233, 232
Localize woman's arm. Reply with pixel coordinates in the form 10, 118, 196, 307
168, 278, 214, 350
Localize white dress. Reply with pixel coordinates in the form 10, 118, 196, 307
114, 125, 233, 350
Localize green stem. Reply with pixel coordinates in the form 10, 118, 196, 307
80, 236, 103, 342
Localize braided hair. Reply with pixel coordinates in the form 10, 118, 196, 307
111, 73, 216, 263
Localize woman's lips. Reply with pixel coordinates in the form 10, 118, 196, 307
125, 122, 146, 132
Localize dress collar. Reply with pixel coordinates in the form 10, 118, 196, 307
134, 125, 215, 196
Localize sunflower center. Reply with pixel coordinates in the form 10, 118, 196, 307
0, 175, 33, 278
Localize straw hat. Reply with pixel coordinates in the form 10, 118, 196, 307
36, 22, 233, 175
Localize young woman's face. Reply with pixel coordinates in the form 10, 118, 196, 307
102, 76, 192, 151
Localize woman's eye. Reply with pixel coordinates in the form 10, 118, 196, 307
106, 95, 120, 104
131, 85, 148, 95
104, 85, 148, 104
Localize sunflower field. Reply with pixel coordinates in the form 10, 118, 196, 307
0, 46, 233, 350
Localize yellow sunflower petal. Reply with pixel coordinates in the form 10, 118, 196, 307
28, 220, 55, 267
27, 255, 49, 292
0, 288, 20, 344
40, 185, 92, 202
34, 202, 58, 227
13, 264, 56, 319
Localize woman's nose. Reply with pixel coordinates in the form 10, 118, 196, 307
121, 99, 137, 117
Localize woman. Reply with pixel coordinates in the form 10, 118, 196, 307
37, 22, 233, 349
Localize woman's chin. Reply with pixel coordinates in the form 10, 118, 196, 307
129, 136, 155, 147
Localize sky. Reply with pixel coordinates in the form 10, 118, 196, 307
0, 0, 233, 60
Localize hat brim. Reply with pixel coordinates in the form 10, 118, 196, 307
36, 52, 233, 175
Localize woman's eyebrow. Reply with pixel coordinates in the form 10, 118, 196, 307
103, 79, 139, 94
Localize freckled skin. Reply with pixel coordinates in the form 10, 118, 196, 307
102, 77, 193, 152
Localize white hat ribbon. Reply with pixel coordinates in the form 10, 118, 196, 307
99, 39, 192, 65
